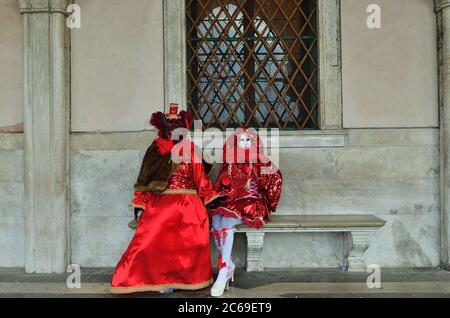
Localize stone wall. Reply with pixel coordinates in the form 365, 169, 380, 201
0, 128, 439, 269
70, 128, 440, 268
0, 133, 25, 267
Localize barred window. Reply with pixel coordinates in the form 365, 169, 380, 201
186, 0, 319, 130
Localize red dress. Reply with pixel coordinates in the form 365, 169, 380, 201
209, 129, 283, 228
111, 147, 217, 294
210, 162, 283, 228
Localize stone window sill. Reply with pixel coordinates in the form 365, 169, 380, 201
277, 130, 348, 148
194, 129, 348, 149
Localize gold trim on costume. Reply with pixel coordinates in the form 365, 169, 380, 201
160, 189, 197, 195
110, 278, 213, 294
131, 203, 146, 210
204, 194, 227, 206
134, 180, 169, 193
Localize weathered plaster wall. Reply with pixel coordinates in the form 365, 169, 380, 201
70, 128, 440, 268
273, 129, 440, 268
0, 0, 23, 128
71, 0, 165, 132
0, 134, 25, 267
341, 0, 438, 128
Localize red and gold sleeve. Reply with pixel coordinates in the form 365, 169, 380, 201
258, 164, 283, 212
131, 191, 153, 211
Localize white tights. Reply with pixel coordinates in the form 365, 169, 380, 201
211, 215, 243, 286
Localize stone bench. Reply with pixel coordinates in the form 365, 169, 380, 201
235, 215, 386, 272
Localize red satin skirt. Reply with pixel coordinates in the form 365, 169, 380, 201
210, 197, 269, 229
110, 193, 213, 294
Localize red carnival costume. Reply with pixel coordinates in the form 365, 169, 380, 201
210, 129, 283, 228
111, 105, 219, 294
208, 128, 283, 297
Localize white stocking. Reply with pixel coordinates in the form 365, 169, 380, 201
213, 217, 243, 287
219, 217, 242, 266
212, 214, 224, 253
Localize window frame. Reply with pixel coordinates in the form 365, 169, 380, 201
163, 0, 343, 132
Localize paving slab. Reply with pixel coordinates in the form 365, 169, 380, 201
0, 268, 449, 298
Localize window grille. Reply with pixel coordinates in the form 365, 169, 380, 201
186, 0, 319, 130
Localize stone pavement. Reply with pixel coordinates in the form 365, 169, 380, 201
1, 268, 450, 298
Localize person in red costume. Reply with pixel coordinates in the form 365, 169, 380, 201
208, 128, 283, 297
111, 104, 220, 294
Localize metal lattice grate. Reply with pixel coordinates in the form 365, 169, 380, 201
186, 0, 319, 130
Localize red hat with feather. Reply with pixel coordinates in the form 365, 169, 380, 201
150, 103, 193, 139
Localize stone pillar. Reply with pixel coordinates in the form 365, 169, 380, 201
345, 231, 370, 272
245, 232, 265, 272
436, 0, 450, 270
18, 0, 70, 273
164, 0, 187, 111
318, 0, 342, 130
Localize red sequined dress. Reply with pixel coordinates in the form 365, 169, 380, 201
111, 141, 218, 294
209, 130, 283, 228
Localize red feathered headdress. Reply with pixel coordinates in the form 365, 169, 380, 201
223, 128, 269, 164
150, 104, 193, 139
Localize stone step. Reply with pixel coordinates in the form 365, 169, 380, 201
1, 281, 449, 298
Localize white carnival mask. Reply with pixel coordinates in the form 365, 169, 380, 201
237, 133, 252, 149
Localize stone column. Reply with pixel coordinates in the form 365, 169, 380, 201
318, 0, 342, 130
18, 0, 70, 273
164, 0, 187, 111
436, 0, 450, 270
